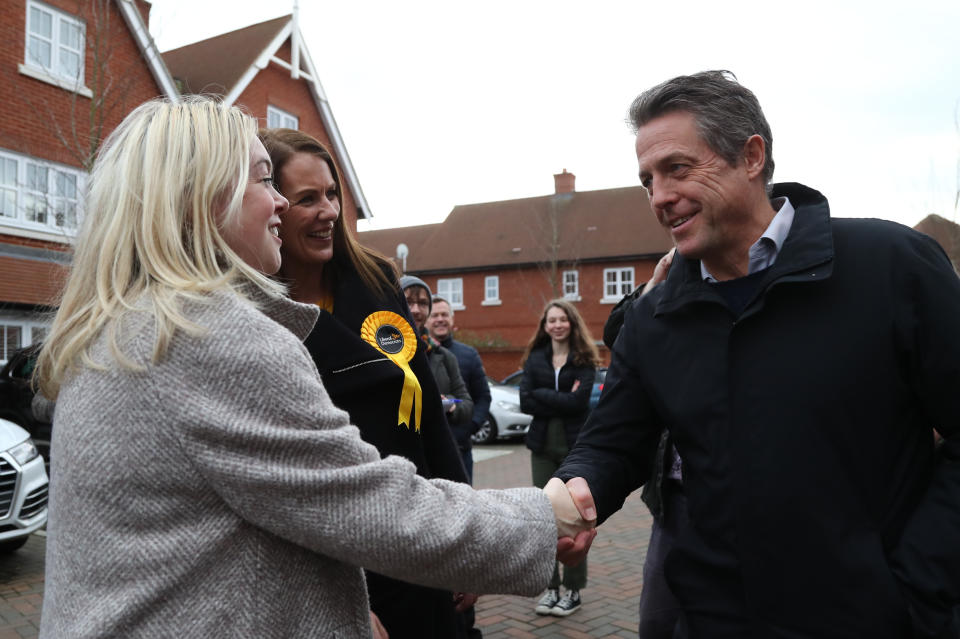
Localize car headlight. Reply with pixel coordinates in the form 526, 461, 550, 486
496, 400, 521, 413
8, 440, 38, 466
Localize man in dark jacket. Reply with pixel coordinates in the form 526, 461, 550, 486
555, 70, 960, 638
427, 296, 492, 480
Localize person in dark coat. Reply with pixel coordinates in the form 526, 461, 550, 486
401, 274, 482, 639
520, 299, 598, 618
554, 70, 960, 638
401, 277, 475, 472
605, 248, 684, 639
260, 128, 468, 639
427, 297, 493, 480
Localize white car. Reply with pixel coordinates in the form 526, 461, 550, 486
471, 380, 533, 444
0, 418, 49, 553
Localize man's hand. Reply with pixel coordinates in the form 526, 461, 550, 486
544, 477, 598, 565
369, 610, 388, 639
453, 591, 479, 612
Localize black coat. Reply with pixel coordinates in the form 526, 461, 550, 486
559, 183, 960, 638
440, 337, 492, 432
301, 260, 466, 638
520, 344, 595, 453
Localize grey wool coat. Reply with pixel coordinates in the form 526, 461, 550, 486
40, 287, 556, 638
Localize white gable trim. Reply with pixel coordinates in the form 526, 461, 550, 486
114, 0, 180, 101
222, 18, 372, 220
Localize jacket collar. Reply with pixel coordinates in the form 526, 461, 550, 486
244, 283, 320, 341
655, 182, 835, 316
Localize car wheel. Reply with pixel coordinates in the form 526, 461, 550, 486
471, 416, 498, 445
0, 537, 29, 553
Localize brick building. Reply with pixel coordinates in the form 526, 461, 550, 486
0, 5, 370, 364
0, 0, 178, 363
161, 12, 372, 230
359, 170, 674, 379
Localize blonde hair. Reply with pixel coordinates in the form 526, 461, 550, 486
37, 97, 284, 399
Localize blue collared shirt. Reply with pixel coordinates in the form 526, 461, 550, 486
701, 197, 796, 282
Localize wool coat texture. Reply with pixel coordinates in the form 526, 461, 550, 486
559, 182, 960, 638
40, 285, 556, 638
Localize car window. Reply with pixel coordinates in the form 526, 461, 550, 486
500, 371, 524, 388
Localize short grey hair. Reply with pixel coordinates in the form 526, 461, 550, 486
628, 70, 775, 188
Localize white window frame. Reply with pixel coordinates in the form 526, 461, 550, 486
481, 275, 501, 306
267, 105, 299, 130
562, 269, 580, 301
436, 277, 465, 310
0, 148, 84, 236
20, 1, 91, 96
601, 267, 635, 303
0, 315, 48, 365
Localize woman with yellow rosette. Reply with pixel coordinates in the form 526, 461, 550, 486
260, 128, 469, 639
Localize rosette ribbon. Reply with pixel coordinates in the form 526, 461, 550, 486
359, 311, 422, 431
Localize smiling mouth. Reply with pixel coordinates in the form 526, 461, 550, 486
670, 215, 693, 228
269, 225, 280, 237
308, 229, 333, 240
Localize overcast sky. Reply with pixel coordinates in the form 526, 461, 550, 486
149, 0, 959, 232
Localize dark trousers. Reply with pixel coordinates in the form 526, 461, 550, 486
530, 419, 587, 590
639, 482, 686, 638
460, 445, 473, 483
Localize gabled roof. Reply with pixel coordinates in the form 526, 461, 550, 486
115, 0, 180, 100
914, 213, 960, 270
161, 15, 371, 219
162, 15, 288, 96
359, 186, 672, 273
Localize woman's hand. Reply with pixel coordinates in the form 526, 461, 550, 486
370, 611, 389, 639
642, 247, 676, 295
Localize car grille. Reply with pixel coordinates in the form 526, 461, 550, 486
0, 459, 16, 518
20, 484, 48, 520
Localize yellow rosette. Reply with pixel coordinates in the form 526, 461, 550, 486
360, 311, 422, 431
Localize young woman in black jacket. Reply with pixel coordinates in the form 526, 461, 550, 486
520, 299, 599, 618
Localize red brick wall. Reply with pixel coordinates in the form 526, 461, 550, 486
422, 258, 659, 379
0, 0, 166, 170
235, 44, 361, 232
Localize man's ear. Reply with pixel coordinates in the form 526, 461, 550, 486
741, 134, 766, 180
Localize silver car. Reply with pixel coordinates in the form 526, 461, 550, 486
0, 418, 48, 553
471, 379, 532, 444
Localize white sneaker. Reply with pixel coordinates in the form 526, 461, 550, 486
551, 589, 581, 617
534, 588, 560, 615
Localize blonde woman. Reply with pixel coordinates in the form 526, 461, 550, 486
35, 98, 594, 638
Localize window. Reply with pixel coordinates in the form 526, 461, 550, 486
481, 275, 501, 306
436, 278, 464, 310
24, 1, 85, 85
602, 267, 635, 302
267, 105, 299, 130
0, 148, 84, 233
563, 270, 580, 300
0, 316, 47, 365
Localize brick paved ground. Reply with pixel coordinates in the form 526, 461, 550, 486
0, 534, 44, 639
0, 441, 651, 638
473, 443, 651, 639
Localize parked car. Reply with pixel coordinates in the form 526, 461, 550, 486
0, 417, 49, 553
471, 379, 533, 445
500, 367, 608, 410
0, 345, 51, 474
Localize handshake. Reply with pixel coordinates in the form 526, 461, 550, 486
544, 477, 597, 566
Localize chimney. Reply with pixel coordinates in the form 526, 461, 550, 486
553, 169, 575, 194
